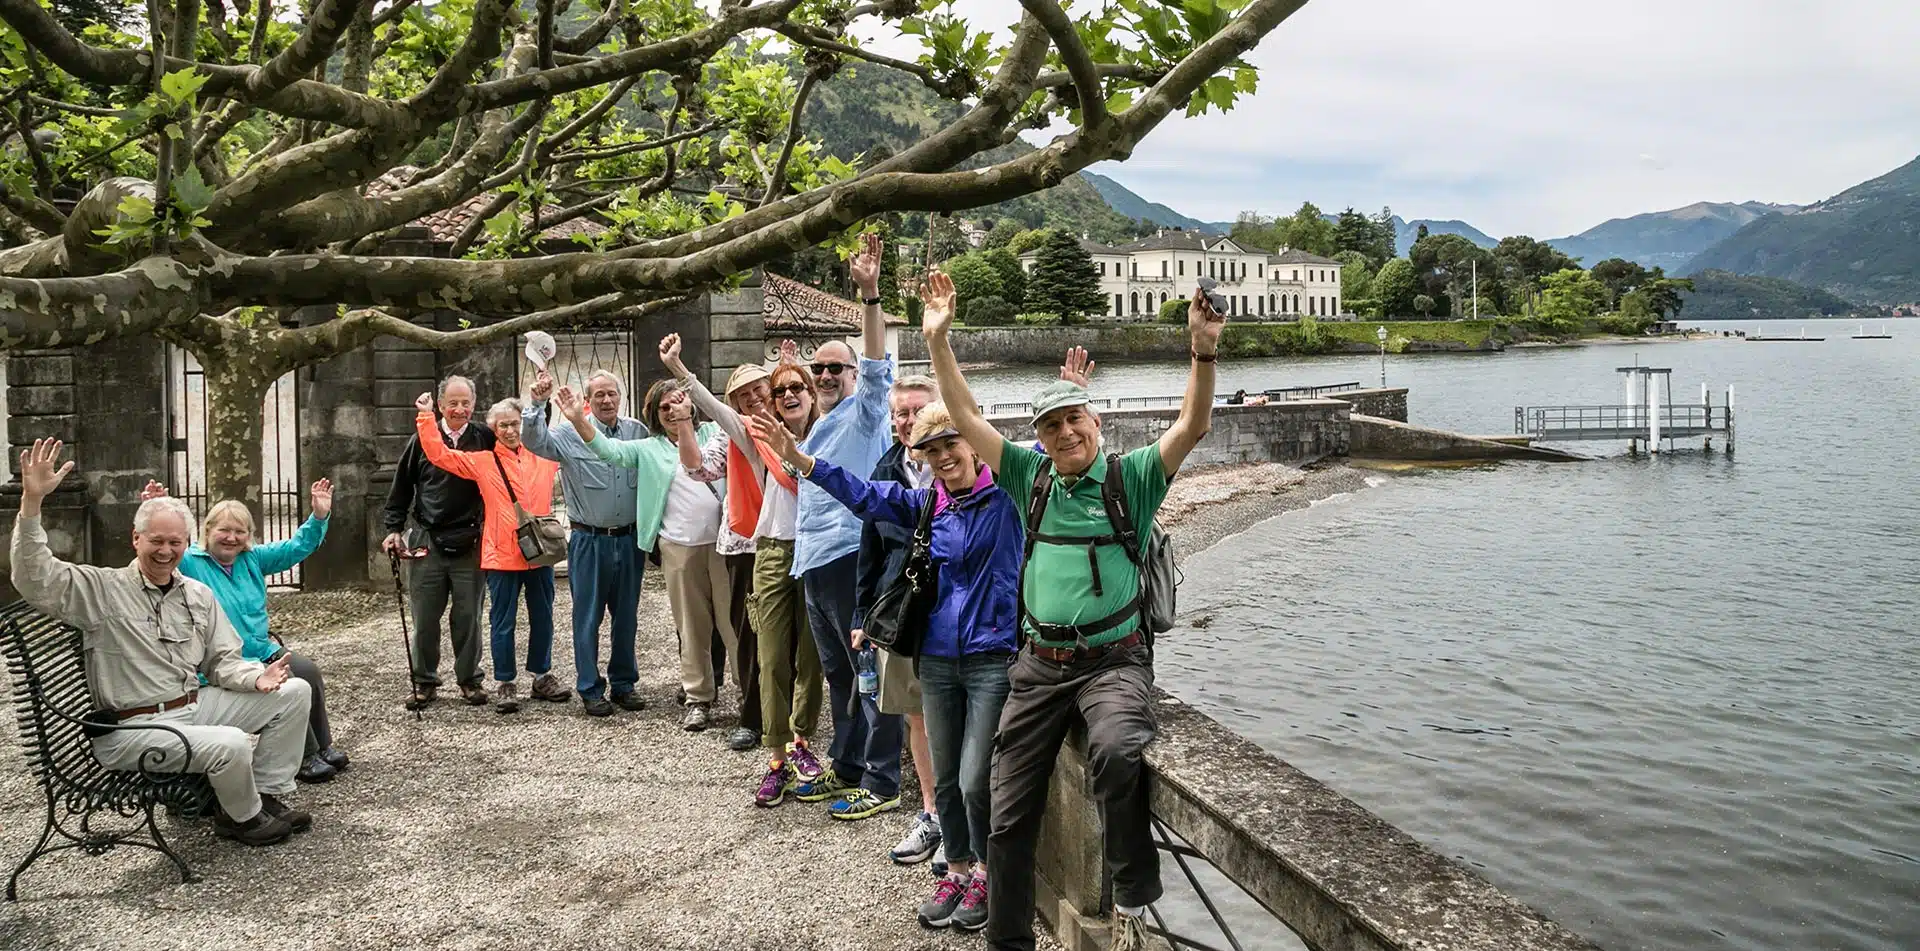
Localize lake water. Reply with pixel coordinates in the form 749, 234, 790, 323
971, 320, 1920, 951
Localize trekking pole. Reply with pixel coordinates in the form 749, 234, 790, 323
388, 550, 423, 721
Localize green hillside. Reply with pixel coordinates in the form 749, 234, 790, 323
805, 66, 1143, 242
1549, 201, 1798, 272
1686, 155, 1920, 304
1680, 269, 1860, 321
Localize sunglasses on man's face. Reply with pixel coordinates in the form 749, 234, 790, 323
811, 362, 852, 376
771, 383, 810, 398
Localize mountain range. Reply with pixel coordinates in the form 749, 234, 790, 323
1548, 202, 1802, 271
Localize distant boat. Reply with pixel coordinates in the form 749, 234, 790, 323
1852, 324, 1893, 339
1748, 326, 1826, 342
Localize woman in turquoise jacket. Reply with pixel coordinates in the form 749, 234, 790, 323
157, 478, 345, 784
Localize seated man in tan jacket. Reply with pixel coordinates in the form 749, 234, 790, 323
9, 439, 314, 847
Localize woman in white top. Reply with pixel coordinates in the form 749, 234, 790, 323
662, 334, 826, 807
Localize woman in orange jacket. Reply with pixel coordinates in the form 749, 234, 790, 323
414, 392, 567, 714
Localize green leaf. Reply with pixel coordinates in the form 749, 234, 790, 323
173, 165, 214, 213
158, 68, 209, 107
1105, 91, 1133, 113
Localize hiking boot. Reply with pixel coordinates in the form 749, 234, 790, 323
405, 684, 437, 710
828, 787, 901, 821
754, 761, 794, 808
529, 673, 571, 703
786, 741, 825, 781
213, 809, 293, 847
611, 691, 646, 711
295, 754, 337, 784
318, 747, 349, 770
950, 871, 989, 931
682, 703, 711, 732
459, 683, 489, 706
890, 812, 942, 865
916, 874, 968, 928
260, 793, 312, 833
493, 681, 520, 714
793, 767, 852, 803
726, 727, 758, 751
582, 696, 615, 717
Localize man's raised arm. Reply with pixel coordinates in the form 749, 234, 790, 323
920, 269, 1004, 472
1156, 287, 1227, 476
852, 231, 888, 361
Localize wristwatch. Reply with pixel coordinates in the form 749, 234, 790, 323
862, 296, 883, 306
1192, 350, 1217, 363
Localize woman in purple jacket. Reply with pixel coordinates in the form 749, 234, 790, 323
749, 402, 1022, 932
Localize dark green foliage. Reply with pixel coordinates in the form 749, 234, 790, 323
1023, 230, 1106, 320
1686, 154, 1920, 304
1371, 258, 1417, 317
980, 247, 1025, 304
1680, 270, 1859, 320
1409, 232, 1494, 316
942, 252, 1004, 307
51, 0, 133, 31
965, 295, 1014, 325
1334, 207, 1395, 265
1589, 257, 1652, 308
1158, 297, 1188, 324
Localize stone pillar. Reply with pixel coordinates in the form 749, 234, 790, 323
705, 271, 764, 392
633, 291, 714, 396
1035, 728, 1113, 951
298, 306, 379, 590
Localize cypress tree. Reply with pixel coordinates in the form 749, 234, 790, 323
1023, 230, 1105, 320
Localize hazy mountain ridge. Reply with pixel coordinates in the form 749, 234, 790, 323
1548, 201, 1803, 271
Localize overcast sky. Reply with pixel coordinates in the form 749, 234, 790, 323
856, 0, 1920, 238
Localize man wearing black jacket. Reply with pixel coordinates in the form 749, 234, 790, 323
382, 375, 493, 708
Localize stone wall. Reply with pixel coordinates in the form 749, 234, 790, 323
985, 400, 1349, 467
1328, 387, 1409, 422
1035, 696, 1605, 951
1349, 414, 1584, 462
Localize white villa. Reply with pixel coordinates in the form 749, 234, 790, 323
1019, 230, 1345, 322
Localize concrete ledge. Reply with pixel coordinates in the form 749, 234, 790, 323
1144, 696, 1602, 951
984, 401, 1350, 467
1350, 415, 1584, 462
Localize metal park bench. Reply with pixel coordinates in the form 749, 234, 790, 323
1, 599, 215, 899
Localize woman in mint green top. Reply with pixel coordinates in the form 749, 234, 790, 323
166, 478, 347, 784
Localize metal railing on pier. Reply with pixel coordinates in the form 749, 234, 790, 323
1515, 403, 1732, 442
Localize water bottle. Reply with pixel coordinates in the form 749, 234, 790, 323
857, 647, 879, 696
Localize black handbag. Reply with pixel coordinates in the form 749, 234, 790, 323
864, 493, 938, 658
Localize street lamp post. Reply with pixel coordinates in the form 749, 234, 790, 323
1376, 325, 1388, 386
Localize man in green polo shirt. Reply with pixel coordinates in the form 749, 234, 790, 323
918, 269, 1223, 951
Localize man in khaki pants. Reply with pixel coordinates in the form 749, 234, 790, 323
10, 439, 314, 847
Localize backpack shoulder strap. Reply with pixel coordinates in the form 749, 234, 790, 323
1015, 462, 1056, 647
1097, 452, 1142, 565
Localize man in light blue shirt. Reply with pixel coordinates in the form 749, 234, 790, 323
786, 232, 906, 822
523, 369, 649, 717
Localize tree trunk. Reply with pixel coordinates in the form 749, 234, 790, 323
194, 349, 283, 523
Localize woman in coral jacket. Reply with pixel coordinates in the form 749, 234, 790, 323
413, 392, 566, 714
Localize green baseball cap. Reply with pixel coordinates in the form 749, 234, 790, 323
1030, 380, 1092, 425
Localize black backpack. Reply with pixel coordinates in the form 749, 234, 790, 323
1016, 453, 1179, 651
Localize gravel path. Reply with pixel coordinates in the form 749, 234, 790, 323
0, 461, 1367, 951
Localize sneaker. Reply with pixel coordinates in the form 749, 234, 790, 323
950, 871, 989, 931
754, 761, 794, 808
259, 793, 312, 833
727, 727, 758, 751
213, 809, 293, 847
890, 812, 942, 865
931, 842, 948, 878
828, 787, 901, 821
295, 754, 337, 784
916, 874, 968, 928
530, 673, 572, 702
1110, 908, 1157, 951
792, 767, 852, 803
582, 696, 615, 717
787, 741, 825, 781
493, 681, 520, 714
682, 703, 711, 732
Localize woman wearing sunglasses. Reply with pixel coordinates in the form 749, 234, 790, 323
746, 397, 1022, 933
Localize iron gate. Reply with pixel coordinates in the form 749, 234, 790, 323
164, 346, 306, 588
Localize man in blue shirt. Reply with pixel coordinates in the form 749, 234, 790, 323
787, 231, 905, 822
523, 369, 649, 717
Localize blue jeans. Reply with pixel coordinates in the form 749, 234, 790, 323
803, 553, 902, 798
487, 567, 556, 683
919, 651, 1013, 865
566, 531, 642, 699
